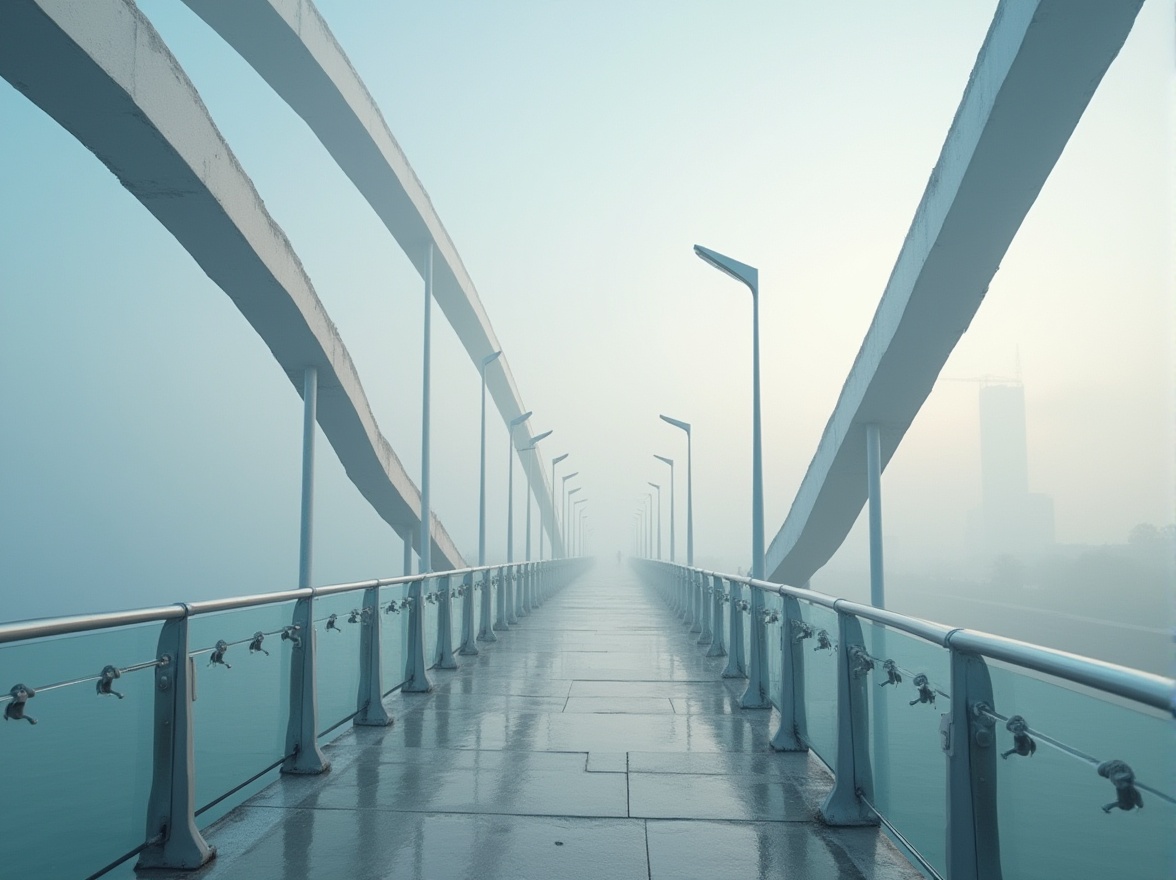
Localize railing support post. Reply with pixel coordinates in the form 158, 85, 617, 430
433, 574, 458, 669
770, 595, 807, 751
697, 571, 713, 645
494, 566, 509, 631
282, 596, 330, 773
459, 571, 479, 655
681, 569, 694, 625
478, 568, 496, 642
689, 571, 703, 634
355, 586, 392, 726
403, 576, 433, 692
740, 586, 771, 709
819, 610, 877, 825
706, 574, 727, 658
945, 647, 1002, 880
506, 567, 519, 625
722, 578, 747, 679
137, 613, 215, 871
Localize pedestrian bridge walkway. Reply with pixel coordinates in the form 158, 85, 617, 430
168, 564, 917, 880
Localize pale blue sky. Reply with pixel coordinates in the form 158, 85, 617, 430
0, 1, 1171, 620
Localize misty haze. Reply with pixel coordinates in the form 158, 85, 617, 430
0, 2, 1171, 879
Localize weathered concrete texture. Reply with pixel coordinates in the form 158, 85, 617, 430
767, 0, 1143, 585
0, 0, 463, 567
173, 566, 923, 879
180, 0, 564, 553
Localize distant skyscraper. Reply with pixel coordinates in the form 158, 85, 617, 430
968, 382, 1054, 556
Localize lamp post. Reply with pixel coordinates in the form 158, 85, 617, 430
573, 501, 587, 555
506, 411, 532, 564
477, 351, 502, 567
523, 431, 553, 562
572, 498, 587, 555
566, 486, 581, 552
546, 453, 569, 560
694, 243, 768, 709
659, 415, 693, 566
644, 493, 653, 558
654, 455, 675, 562
647, 481, 662, 560
561, 473, 579, 557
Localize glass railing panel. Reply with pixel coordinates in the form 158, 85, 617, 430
988, 664, 1174, 880
379, 581, 411, 694
864, 621, 950, 876
189, 601, 292, 825
763, 590, 784, 711
1, 623, 160, 879
798, 601, 839, 764
311, 591, 364, 737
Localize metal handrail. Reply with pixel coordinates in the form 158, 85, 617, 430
661, 562, 1175, 715
0, 560, 535, 647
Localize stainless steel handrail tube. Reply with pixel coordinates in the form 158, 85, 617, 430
642, 561, 1175, 715
0, 562, 539, 647
945, 629, 1174, 714
0, 605, 187, 645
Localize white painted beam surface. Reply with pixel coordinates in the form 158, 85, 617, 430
182, 0, 565, 556
767, 0, 1143, 585
0, 0, 464, 569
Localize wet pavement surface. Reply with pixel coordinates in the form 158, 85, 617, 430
172, 564, 922, 879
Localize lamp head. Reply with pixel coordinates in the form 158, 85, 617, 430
659, 414, 691, 433
510, 411, 533, 428
481, 350, 503, 369
562, 471, 579, 483
525, 429, 553, 449
568, 487, 582, 497
654, 454, 673, 466
693, 244, 758, 294
648, 481, 660, 491
553, 453, 569, 466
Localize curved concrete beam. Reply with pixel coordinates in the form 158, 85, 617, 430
767, 0, 1142, 585
0, 0, 464, 569
181, 0, 565, 555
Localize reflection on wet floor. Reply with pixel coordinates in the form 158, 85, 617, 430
165, 565, 921, 879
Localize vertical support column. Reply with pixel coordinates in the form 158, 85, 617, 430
477, 568, 496, 642
419, 244, 434, 576
402, 575, 433, 692
770, 595, 807, 751
740, 586, 771, 709
355, 586, 393, 726
819, 610, 877, 825
722, 578, 747, 679
945, 648, 1001, 880
706, 574, 727, 657
433, 574, 457, 669
137, 612, 215, 870
866, 423, 891, 801
282, 366, 329, 774
697, 571, 713, 645
459, 571, 478, 655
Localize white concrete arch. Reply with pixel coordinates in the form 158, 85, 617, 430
181, 0, 565, 555
0, 0, 464, 568
766, 0, 1143, 585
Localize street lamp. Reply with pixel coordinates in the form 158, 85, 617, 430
654, 455, 675, 562
660, 415, 693, 566
644, 492, 653, 558
561, 473, 579, 557
506, 411, 532, 564
566, 486, 582, 549
522, 430, 552, 561
572, 498, 587, 555
477, 351, 502, 567
693, 244, 763, 580
546, 453, 569, 560
694, 242, 768, 710
648, 481, 662, 560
